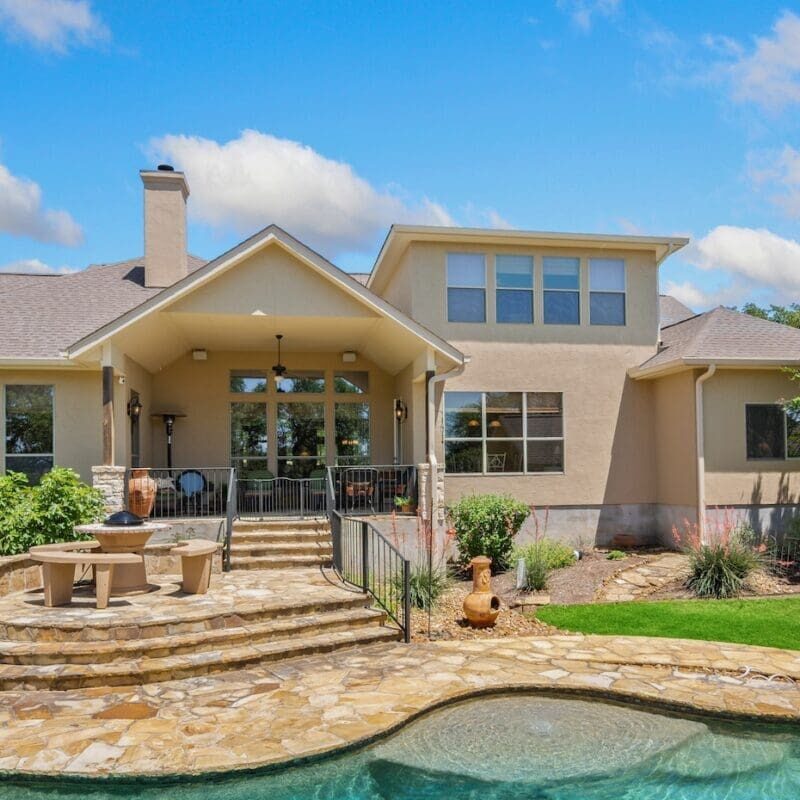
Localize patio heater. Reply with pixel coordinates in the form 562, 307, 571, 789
151, 412, 186, 469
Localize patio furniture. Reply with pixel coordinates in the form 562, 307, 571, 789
170, 539, 217, 594
74, 520, 169, 595
345, 469, 376, 512
30, 547, 143, 609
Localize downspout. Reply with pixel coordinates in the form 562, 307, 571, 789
695, 363, 716, 543
427, 357, 471, 527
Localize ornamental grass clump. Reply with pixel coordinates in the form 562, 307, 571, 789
448, 494, 530, 573
673, 513, 761, 599
512, 508, 576, 591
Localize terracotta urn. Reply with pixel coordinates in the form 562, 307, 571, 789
463, 556, 501, 627
128, 468, 157, 518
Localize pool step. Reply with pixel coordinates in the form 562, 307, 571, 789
0, 624, 399, 691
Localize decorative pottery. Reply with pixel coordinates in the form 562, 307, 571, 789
463, 555, 501, 627
128, 468, 157, 518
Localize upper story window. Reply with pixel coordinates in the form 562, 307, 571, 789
589, 259, 626, 326
543, 257, 580, 325
496, 255, 534, 324
4, 385, 54, 483
746, 404, 800, 460
447, 253, 486, 323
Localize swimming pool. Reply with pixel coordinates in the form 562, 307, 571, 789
4, 695, 800, 799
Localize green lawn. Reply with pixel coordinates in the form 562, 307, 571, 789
536, 596, 800, 651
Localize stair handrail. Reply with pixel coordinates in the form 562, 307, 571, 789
223, 467, 237, 572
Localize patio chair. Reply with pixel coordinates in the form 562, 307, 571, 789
344, 468, 376, 512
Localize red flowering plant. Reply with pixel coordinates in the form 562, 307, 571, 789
672, 509, 762, 599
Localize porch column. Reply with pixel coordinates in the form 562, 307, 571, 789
102, 365, 115, 466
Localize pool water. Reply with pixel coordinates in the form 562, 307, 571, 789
4, 695, 800, 799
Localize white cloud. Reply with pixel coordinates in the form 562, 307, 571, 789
667, 225, 800, 309
0, 0, 108, 52
150, 130, 508, 255
728, 11, 800, 111
749, 145, 800, 217
0, 258, 77, 274
0, 163, 83, 245
556, 0, 620, 32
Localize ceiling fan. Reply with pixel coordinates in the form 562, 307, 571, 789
272, 334, 287, 388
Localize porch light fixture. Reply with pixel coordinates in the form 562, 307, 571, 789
127, 397, 143, 419
272, 334, 287, 388
394, 399, 407, 422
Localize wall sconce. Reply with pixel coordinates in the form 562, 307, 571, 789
127, 397, 143, 419
394, 398, 407, 422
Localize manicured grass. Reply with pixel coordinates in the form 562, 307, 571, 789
536, 596, 800, 651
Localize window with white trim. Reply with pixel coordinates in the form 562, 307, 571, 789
444, 391, 564, 474
746, 404, 800, 460
543, 257, 580, 325
589, 258, 626, 325
496, 254, 534, 324
4, 385, 54, 483
447, 253, 486, 322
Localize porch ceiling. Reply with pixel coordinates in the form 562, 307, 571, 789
93, 310, 439, 374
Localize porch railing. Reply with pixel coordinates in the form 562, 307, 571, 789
237, 476, 327, 518
326, 464, 417, 515
330, 511, 411, 642
127, 467, 233, 519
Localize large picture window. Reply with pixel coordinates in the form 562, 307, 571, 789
4, 385, 54, 483
746, 404, 800, 460
444, 390, 564, 474
543, 257, 580, 325
589, 259, 626, 326
276, 402, 326, 478
447, 253, 486, 322
230, 402, 268, 477
496, 255, 534, 324
335, 402, 370, 465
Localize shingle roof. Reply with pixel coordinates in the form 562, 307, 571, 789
637, 306, 800, 374
0, 255, 205, 360
659, 294, 694, 327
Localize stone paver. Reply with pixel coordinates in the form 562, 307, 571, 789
1, 634, 799, 777
597, 552, 691, 602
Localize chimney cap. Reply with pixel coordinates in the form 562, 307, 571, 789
157, 163, 175, 172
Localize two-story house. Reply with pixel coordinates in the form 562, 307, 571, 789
3, 165, 800, 544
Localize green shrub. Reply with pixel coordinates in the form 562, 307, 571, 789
606, 550, 627, 560
401, 564, 452, 610
513, 539, 576, 591
686, 542, 760, 599
448, 494, 529, 573
0, 468, 104, 556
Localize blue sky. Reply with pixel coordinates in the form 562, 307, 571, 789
1, 1, 800, 310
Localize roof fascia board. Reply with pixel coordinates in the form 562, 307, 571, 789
630, 356, 800, 379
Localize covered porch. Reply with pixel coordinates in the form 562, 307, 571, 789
65, 226, 464, 521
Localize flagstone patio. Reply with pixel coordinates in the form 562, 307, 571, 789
1, 633, 799, 778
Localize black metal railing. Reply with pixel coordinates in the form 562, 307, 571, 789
326, 465, 417, 515
223, 468, 236, 572
331, 511, 411, 642
126, 467, 233, 519
237, 476, 328, 518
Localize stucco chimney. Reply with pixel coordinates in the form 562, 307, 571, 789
140, 165, 190, 288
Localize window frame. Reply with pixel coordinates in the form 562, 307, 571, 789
334, 400, 371, 466
589, 258, 627, 326
495, 254, 534, 325
229, 400, 269, 475
745, 402, 800, 462
542, 257, 581, 326
446, 252, 487, 323
3, 383, 55, 482
443, 390, 565, 475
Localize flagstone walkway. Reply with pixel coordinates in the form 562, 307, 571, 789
1, 633, 799, 778
596, 552, 691, 602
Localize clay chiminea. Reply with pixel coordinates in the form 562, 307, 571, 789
128, 468, 157, 518
463, 556, 501, 627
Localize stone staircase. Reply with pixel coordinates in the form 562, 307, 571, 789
229, 518, 334, 570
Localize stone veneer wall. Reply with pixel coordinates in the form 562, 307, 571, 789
91, 465, 126, 514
